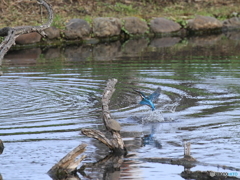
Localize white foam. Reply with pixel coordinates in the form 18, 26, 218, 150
142, 110, 165, 123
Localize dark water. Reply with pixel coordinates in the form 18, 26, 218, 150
1, 32, 240, 180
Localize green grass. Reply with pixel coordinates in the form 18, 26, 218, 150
51, 14, 65, 29
1, 1, 240, 30
113, 2, 137, 14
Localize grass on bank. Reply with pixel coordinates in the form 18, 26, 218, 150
0, 0, 239, 29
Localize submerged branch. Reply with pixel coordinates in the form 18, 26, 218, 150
0, 140, 4, 155
142, 142, 197, 169
79, 153, 124, 179
142, 142, 240, 179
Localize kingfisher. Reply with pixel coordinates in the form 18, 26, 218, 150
133, 87, 161, 111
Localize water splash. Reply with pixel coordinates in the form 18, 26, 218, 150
142, 110, 165, 123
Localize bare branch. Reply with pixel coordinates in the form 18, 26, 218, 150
81, 78, 126, 155
81, 129, 114, 149
0, 0, 53, 66
0, 29, 15, 62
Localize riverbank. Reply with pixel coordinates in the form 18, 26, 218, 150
1, 0, 239, 28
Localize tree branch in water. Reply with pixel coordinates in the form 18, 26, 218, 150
81, 78, 127, 155
48, 144, 87, 178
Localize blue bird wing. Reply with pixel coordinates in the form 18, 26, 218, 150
148, 87, 161, 101
139, 99, 151, 106
133, 89, 146, 98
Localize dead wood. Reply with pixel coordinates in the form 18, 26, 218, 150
142, 142, 197, 169
81, 78, 126, 155
81, 129, 116, 149
48, 144, 87, 179
0, 0, 53, 66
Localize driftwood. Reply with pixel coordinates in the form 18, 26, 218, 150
48, 144, 87, 179
81, 78, 127, 155
0, 0, 53, 66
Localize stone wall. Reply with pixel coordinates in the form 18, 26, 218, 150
15, 15, 240, 45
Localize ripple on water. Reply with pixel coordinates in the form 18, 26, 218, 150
0, 73, 101, 142
1, 44, 240, 180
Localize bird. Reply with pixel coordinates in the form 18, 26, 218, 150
133, 87, 161, 111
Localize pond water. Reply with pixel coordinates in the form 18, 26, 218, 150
1, 32, 240, 180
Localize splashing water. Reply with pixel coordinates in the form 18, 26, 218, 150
142, 110, 165, 123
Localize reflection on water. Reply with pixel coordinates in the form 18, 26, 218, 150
1, 32, 240, 180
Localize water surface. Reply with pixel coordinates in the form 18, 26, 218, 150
1, 33, 240, 180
